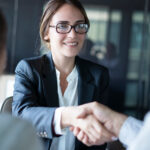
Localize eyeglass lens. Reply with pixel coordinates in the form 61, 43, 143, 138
56, 23, 88, 34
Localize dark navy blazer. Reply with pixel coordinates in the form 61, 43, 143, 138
12, 52, 109, 150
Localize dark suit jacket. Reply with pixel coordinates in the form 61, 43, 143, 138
12, 52, 109, 150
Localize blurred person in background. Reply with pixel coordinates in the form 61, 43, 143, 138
0, 9, 43, 150
0, 9, 7, 75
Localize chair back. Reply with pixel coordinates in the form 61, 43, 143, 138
1, 96, 13, 113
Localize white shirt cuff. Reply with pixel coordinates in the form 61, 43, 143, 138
127, 112, 150, 150
119, 116, 143, 147
53, 107, 67, 135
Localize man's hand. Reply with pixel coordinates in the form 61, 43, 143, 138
61, 102, 127, 146
61, 106, 114, 146
77, 102, 128, 137
70, 114, 115, 146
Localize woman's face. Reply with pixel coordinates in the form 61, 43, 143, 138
45, 4, 86, 59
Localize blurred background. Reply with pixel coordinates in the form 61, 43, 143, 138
0, 0, 150, 119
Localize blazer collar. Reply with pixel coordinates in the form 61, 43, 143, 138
42, 53, 95, 106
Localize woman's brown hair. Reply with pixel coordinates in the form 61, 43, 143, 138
0, 9, 7, 52
40, 0, 90, 48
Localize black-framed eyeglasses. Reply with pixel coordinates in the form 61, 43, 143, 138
49, 23, 89, 34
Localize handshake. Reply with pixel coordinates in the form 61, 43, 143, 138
61, 102, 127, 146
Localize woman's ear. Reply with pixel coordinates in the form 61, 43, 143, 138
44, 35, 49, 41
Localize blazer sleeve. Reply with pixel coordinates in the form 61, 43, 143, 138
12, 60, 56, 139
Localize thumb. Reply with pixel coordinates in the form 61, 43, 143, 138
76, 106, 92, 118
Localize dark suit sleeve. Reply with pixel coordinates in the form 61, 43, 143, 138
12, 60, 56, 139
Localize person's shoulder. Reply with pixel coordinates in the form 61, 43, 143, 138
77, 56, 108, 72
0, 113, 43, 150
17, 53, 48, 67
15, 53, 50, 72
0, 113, 32, 128
15, 53, 51, 81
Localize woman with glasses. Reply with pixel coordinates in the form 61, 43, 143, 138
12, 0, 111, 150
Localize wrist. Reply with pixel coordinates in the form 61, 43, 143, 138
54, 107, 66, 133
113, 112, 128, 136
61, 107, 74, 129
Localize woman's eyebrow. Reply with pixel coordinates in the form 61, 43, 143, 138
75, 20, 85, 23
57, 21, 69, 24
56, 20, 85, 24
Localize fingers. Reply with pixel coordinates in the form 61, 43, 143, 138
92, 125, 115, 145
92, 118, 114, 142
73, 129, 93, 147
73, 127, 80, 137
77, 130, 84, 141
70, 126, 74, 132
72, 128, 106, 147
79, 132, 94, 147
84, 116, 114, 145
75, 115, 98, 142
82, 135, 90, 146
82, 102, 122, 137
71, 114, 116, 146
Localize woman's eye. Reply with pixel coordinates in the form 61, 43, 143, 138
78, 24, 85, 28
58, 24, 68, 29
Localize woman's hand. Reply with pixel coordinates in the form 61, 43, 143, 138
61, 104, 117, 146
61, 106, 110, 143
61, 106, 88, 129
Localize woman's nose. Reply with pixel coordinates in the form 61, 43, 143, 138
67, 28, 77, 38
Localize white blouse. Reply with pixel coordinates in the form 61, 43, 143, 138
50, 66, 78, 150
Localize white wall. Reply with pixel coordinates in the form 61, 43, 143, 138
0, 74, 15, 108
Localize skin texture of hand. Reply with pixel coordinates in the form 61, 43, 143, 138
70, 102, 127, 146
61, 106, 87, 128
61, 106, 114, 146
70, 114, 115, 146
82, 102, 128, 137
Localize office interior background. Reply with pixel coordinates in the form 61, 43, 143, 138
0, 0, 150, 119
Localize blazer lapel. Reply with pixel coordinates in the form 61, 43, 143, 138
41, 55, 95, 107
42, 52, 59, 107
76, 57, 95, 105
